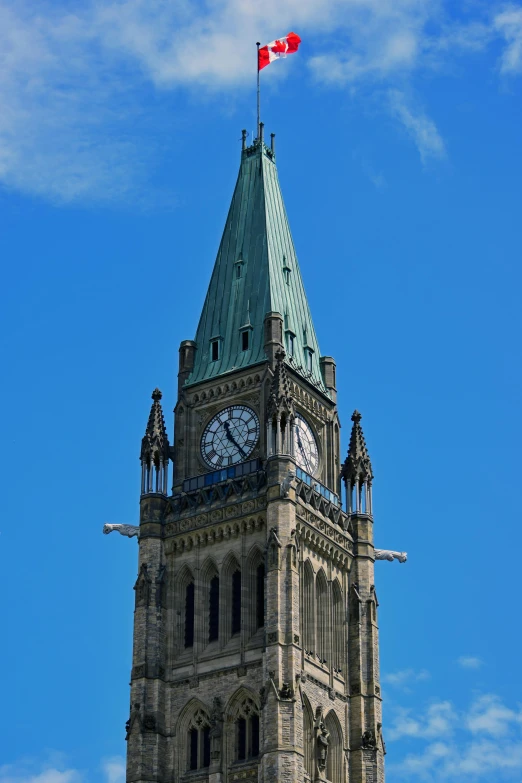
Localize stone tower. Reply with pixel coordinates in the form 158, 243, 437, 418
123, 127, 395, 783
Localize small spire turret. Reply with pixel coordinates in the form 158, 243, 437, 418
266, 350, 295, 457
140, 388, 170, 495
342, 410, 373, 514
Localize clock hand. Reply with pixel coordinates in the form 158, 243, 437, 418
223, 420, 247, 458
295, 427, 312, 473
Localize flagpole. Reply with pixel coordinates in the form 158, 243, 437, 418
256, 42, 260, 140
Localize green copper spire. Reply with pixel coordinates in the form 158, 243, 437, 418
187, 130, 325, 392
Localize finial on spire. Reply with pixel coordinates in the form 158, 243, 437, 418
342, 409, 373, 514
342, 410, 372, 483
140, 390, 170, 495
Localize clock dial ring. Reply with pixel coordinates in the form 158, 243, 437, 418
293, 413, 319, 476
201, 405, 259, 469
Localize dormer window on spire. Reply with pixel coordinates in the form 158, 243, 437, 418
234, 257, 245, 280
240, 323, 253, 351
210, 338, 222, 362
286, 331, 295, 357
282, 255, 292, 285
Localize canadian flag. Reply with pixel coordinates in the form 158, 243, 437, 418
258, 32, 302, 70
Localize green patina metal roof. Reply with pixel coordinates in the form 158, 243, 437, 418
187, 135, 325, 392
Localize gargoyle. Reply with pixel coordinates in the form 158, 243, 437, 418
374, 549, 407, 563
103, 523, 140, 540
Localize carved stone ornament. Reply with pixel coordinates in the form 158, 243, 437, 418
314, 706, 330, 774
134, 563, 151, 604
279, 681, 293, 700
374, 549, 407, 563
280, 469, 296, 498
125, 702, 141, 739
103, 523, 139, 540
143, 714, 156, 732
362, 729, 377, 749
209, 697, 224, 762
267, 527, 282, 570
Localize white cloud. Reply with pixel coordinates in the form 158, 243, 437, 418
383, 668, 431, 688
467, 695, 522, 737
387, 694, 522, 781
458, 656, 483, 669
0, 756, 125, 783
388, 701, 456, 741
0, 765, 82, 783
494, 6, 522, 73
0, 2, 153, 204
0, 0, 521, 203
101, 758, 125, 783
388, 89, 446, 163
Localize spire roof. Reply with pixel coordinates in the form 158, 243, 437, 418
342, 410, 373, 483
140, 388, 170, 464
186, 134, 325, 391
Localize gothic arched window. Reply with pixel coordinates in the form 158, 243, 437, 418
184, 582, 195, 648
209, 575, 220, 643
234, 698, 260, 761
231, 568, 242, 635
316, 569, 328, 665
332, 580, 344, 674
325, 710, 344, 783
303, 696, 314, 780
246, 547, 264, 639
303, 560, 315, 655
178, 566, 195, 653
187, 708, 211, 771
256, 563, 265, 630
222, 554, 241, 642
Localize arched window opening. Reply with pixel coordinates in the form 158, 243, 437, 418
316, 570, 328, 665
251, 714, 260, 757
237, 717, 247, 760
184, 582, 195, 648
332, 580, 344, 674
202, 726, 210, 767
209, 575, 219, 642
186, 709, 211, 771
325, 711, 343, 783
233, 698, 260, 761
303, 699, 314, 780
189, 728, 198, 769
232, 569, 242, 635
303, 561, 315, 656
256, 563, 265, 630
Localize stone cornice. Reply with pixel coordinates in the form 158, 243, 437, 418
296, 506, 353, 569
164, 513, 265, 556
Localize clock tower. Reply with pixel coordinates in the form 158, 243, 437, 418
124, 125, 389, 783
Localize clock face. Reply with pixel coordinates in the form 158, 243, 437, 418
201, 405, 260, 469
294, 414, 319, 476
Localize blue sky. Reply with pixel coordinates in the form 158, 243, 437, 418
1, 1, 522, 781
